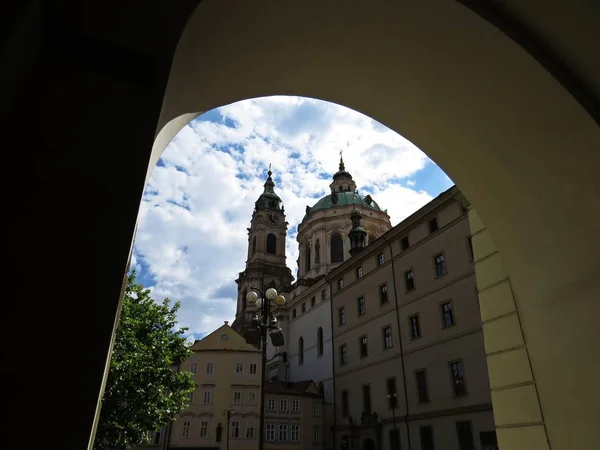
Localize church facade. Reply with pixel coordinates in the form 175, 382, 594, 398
232, 159, 497, 450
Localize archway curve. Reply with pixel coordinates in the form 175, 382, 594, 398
146, 1, 600, 449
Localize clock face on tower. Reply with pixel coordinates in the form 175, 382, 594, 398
267, 212, 280, 224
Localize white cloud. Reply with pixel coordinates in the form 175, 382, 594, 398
133, 96, 449, 338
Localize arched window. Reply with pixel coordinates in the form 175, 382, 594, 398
266, 233, 276, 254
331, 233, 344, 263
305, 244, 311, 272
315, 239, 320, 264
298, 337, 304, 365
252, 236, 256, 254
317, 327, 323, 356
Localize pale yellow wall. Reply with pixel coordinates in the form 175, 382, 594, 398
171, 326, 262, 449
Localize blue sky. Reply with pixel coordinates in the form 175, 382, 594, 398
132, 96, 453, 340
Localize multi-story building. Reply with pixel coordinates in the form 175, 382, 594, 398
330, 187, 497, 450
227, 158, 497, 450
162, 322, 263, 450
263, 380, 327, 450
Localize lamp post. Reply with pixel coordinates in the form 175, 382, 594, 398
386, 392, 398, 450
223, 408, 234, 450
245, 287, 287, 450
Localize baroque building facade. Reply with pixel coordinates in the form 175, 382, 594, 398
229, 158, 497, 450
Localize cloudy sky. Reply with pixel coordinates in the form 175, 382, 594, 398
132, 96, 453, 340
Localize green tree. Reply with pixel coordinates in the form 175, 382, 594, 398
94, 271, 195, 450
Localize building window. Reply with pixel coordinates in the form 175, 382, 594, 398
230, 421, 240, 439
317, 327, 324, 356
338, 307, 346, 326
291, 424, 300, 442
292, 308, 296, 319
359, 335, 368, 358
340, 344, 348, 366
420, 426, 435, 450
441, 301, 455, 327
190, 362, 198, 374
267, 398, 276, 411
298, 337, 304, 365
311, 296, 316, 307
456, 421, 474, 450
321, 289, 327, 301
248, 391, 256, 404
202, 391, 212, 404
342, 390, 350, 417
428, 217, 439, 233
331, 233, 344, 263
377, 252, 385, 266
404, 269, 415, 291
313, 426, 321, 443
266, 233, 277, 254
357, 296, 366, 316
379, 283, 388, 304
338, 278, 344, 290
182, 420, 191, 438
386, 377, 397, 408
301, 302, 306, 313
400, 235, 410, 251
416, 370, 430, 403
362, 385, 372, 414
235, 362, 244, 374
266, 423, 276, 441
278, 424, 288, 441
450, 360, 467, 397
233, 391, 242, 404
279, 398, 289, 412
250, 363, 257, 375
245, 421, 255, 439
291, 399, 301, 412
383, 326, 393, 349
206, 362, 214, 375
409, 314, 421, 339
200, 420, 209, 438
467, 236, 474, 261
356, 266, 363, 278
312, 403, 321, 416
187, 391, 194, 404
434, 253, 447, 277
305, 243, 311, 272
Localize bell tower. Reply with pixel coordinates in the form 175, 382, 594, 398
232, 166, 294, 333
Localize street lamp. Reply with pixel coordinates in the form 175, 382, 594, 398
223, 408, 234, 450
386, 392, 398, 450
245, 286, 287, 450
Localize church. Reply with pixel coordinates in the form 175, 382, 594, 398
231, 157, 497, 450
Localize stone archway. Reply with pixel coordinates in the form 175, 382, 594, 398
3, 1, 599, 450
146, 2, 600, 449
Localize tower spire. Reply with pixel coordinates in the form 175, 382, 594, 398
339, 150, 345, 171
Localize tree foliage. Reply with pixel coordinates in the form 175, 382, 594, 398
94, 271, 195, 450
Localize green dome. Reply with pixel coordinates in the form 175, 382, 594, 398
304, 191, 382, 218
